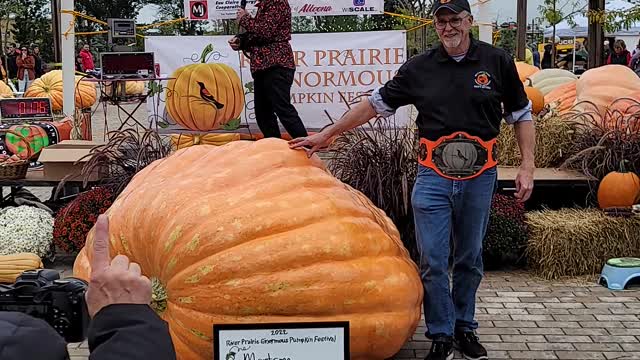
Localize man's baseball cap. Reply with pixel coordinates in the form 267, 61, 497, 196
431, 0, 472, 15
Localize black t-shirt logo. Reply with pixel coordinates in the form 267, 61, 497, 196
474, 71, 492, 89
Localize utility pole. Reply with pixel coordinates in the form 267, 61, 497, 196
61, 0, 75, 117
588, 0, 605, 68
517, 0, 527, 61
52, 0, 61, 63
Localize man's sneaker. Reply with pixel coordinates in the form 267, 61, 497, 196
455, 331, 488, 360
425, 337, 454, 360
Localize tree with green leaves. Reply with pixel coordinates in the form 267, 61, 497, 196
538, 0, 587, 67
145, 0, 201, 36
8, 0, 54, 62
75, 0, 149, 53
0, 0, 20, 53
587, 5, 640, 34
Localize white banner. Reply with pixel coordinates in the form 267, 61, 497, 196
145, 31, 409, 132
185, 0, 384, 20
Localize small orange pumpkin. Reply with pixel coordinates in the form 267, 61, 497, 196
597, 161, 640, 209
524, 86, 544, 115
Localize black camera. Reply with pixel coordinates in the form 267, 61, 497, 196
0, 269, 90, 343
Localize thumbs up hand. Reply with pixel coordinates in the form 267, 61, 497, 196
84, 215, 152, 318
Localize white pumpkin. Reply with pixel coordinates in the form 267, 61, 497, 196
526, 69, 577, 96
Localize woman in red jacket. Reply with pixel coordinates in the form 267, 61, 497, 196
16, 46, 35, 92
607, 39, 632, 67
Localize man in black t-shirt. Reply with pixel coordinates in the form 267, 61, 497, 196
290, 1, 535, 359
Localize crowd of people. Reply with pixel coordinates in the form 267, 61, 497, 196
528, 38, 640, 75
0, 42, 96, 93
0, 43, 44, 92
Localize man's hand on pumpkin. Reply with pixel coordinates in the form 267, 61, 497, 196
85, 215, 152, 318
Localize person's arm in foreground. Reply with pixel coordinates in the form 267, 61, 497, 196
86, 215, 177, 360
502, 53, 535, 203
289, 63, 414, 157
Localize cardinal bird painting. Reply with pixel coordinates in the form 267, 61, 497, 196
165, 47, 245, 132
197, 81, 224, 109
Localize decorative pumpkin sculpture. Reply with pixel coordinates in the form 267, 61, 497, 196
515, 62, 539, 83
171, 131, 324, 150
0, 119, 73, 159
73, 139, 423, 360
441, 142, 478, 169
0, 81, 13, 98
24, 70, 97, 112
524, 86, 544, 115
597, 161, 640, 209
171, 133, 242, 149
526, 68, 577, 96
166, 45, 244, 131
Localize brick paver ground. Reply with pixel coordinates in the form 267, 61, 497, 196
65, 271, 640, 360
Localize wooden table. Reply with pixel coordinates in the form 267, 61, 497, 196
0, 170, 94, 202
496, 166, 591, 192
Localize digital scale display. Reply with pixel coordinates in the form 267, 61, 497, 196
0, 98, 53, 120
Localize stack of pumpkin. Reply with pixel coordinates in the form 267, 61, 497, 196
516, 63, 640, 120
515, 62, 578, 115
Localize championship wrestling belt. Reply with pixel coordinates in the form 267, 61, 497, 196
418, 132, 498, 180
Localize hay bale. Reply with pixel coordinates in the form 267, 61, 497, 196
526, 208, 640, 280
497, 115, 576, 168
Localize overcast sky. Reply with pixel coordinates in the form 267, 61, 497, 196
138, 1, 619, 25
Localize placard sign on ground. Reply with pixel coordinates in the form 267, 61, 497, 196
185, 0, 384, 20
213, 322, 349, 360
145, 31, 409, 131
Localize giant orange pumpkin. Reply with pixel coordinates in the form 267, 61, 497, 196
0, 81, 13, 98
544, 80, 576, 115
24, 70, 97, 111
597, 162, 640, 209
73, 139, 423, 360
574, 65, 640, 115
166, 47, 244, 131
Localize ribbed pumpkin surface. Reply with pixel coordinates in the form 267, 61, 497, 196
73, 139, 423, 360
24, 70, 97, 111
575, 65, 640, 114
0, 81, 13, 98
544, 80, 577, 114
527, 68, 577, 96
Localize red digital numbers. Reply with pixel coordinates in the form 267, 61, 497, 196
0, 99, 51, 119
17, 100, 47, 115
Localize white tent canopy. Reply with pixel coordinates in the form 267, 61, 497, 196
543, 0, 639, 38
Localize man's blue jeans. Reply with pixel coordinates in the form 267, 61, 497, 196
411, 165, 497, 338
